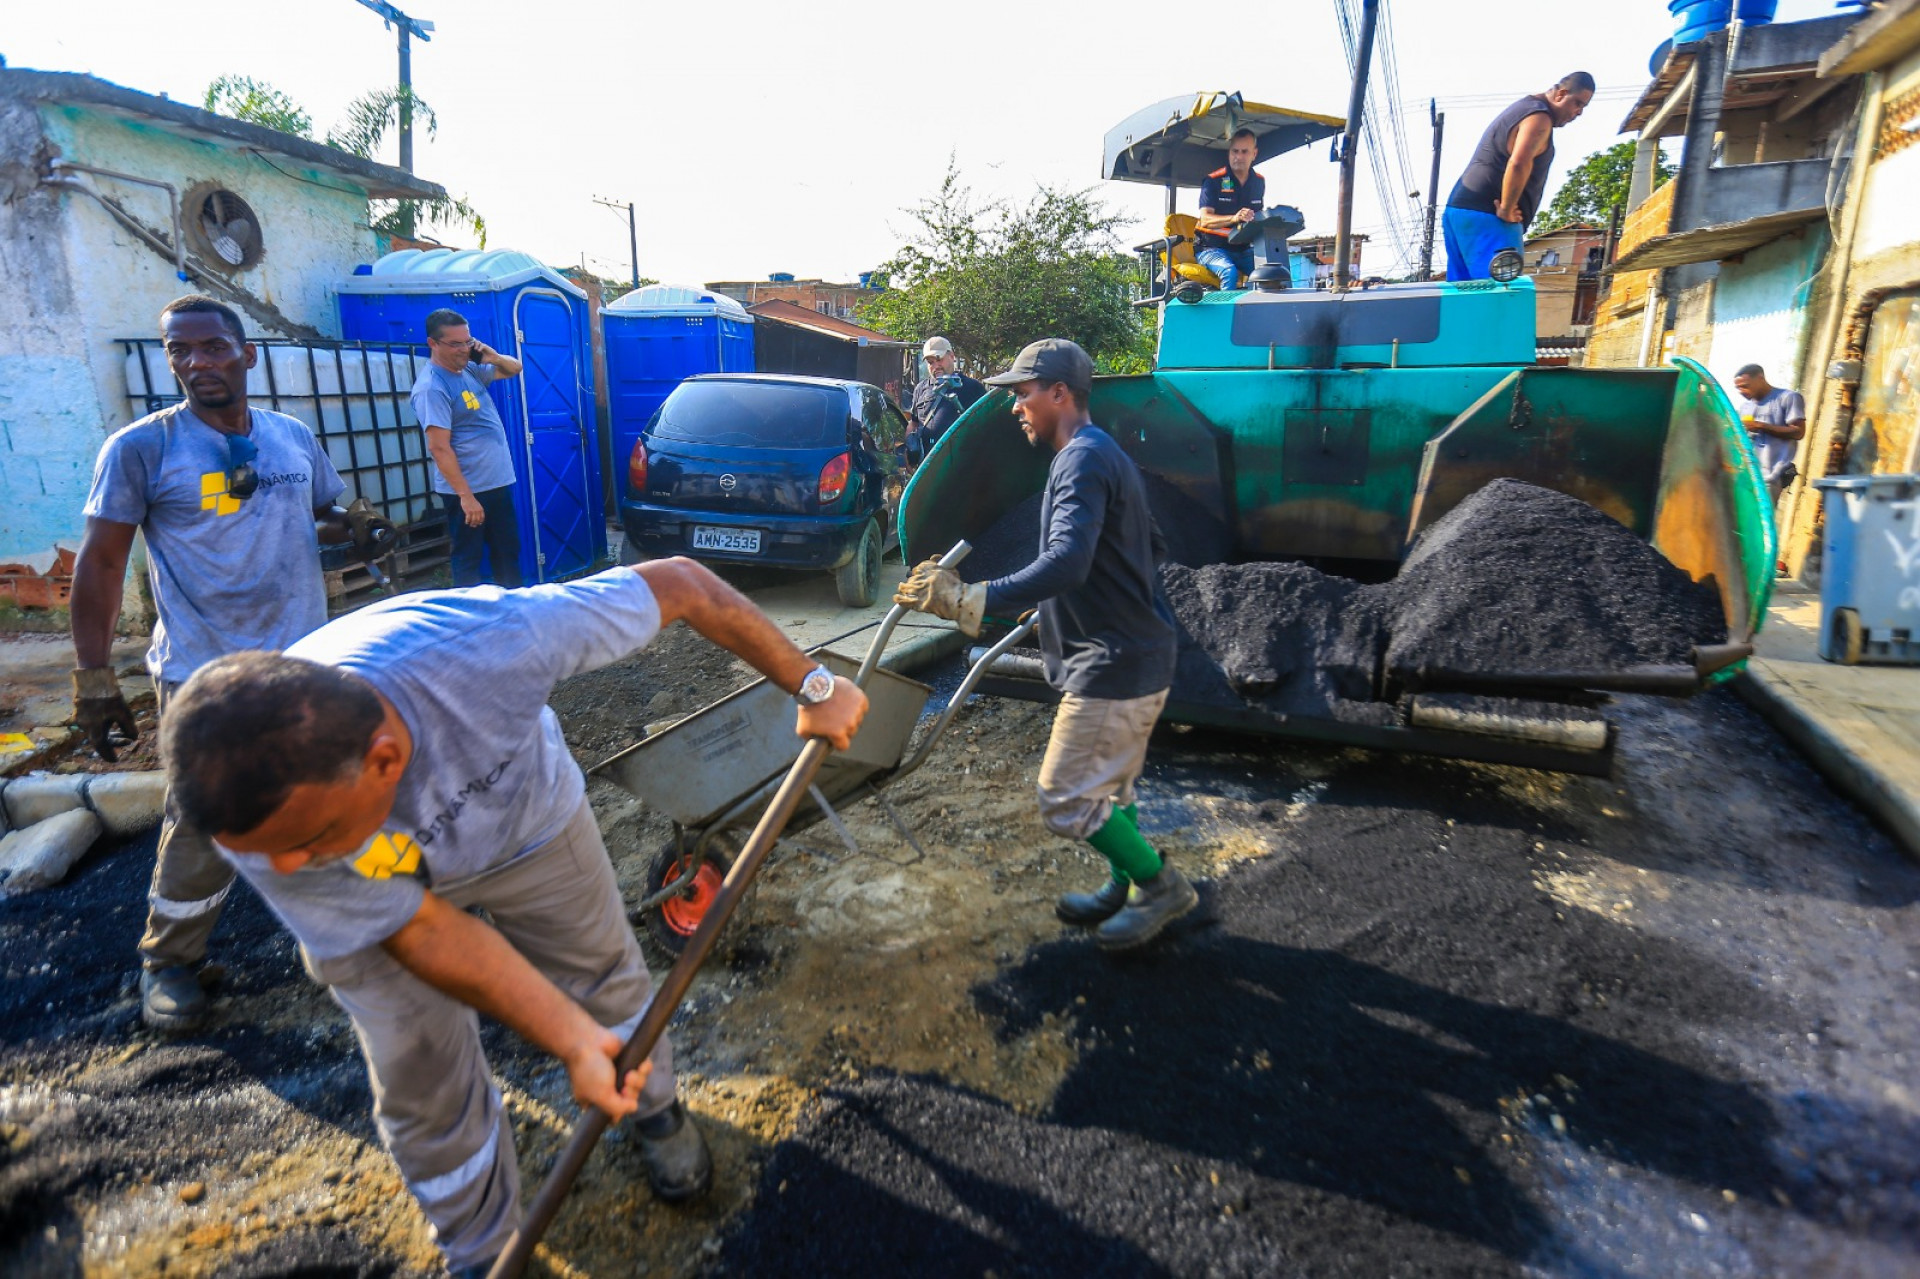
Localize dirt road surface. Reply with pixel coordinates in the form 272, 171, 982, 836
4, 621, 1917, 1277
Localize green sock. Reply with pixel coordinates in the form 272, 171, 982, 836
1086, 807, 1164, 884
1121, 802, 1139, 827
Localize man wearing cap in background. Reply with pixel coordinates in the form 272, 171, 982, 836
907, 336, 986, 465
68, 294, 393, 1032
1443, 72, 1595, 281
894, 339, 1196, 951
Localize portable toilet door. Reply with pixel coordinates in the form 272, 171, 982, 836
512, 286, 600, 581
335, 249, 606, 583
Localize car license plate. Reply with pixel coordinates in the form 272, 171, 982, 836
692, 526, 761, 554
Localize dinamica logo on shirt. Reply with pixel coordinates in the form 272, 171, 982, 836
198, 468, 310, 517
461, 389, 482, 411
354, 832, 423, 879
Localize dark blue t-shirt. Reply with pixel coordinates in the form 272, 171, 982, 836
1195, 167, 1266, 251
984, 426, 1177, 700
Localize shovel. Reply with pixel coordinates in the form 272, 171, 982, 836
485, 540, 972, 1278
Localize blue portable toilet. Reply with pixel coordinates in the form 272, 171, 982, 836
335, 248, 606, 584
602, 284, 755, 496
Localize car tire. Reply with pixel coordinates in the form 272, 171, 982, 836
835, 518, 882, 608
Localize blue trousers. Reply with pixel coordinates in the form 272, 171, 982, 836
1443, 206, 1524, 281
1196, 245, 1254, 289
442, 484, 523, 587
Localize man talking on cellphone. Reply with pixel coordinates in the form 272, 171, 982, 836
411, 308, 525, 586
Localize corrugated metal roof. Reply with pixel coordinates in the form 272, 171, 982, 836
746, 299, 908, 345
0, 68, 445, 202
1609, 206, 1825, 271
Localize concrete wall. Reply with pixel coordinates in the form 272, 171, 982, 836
1705, 223, 1830, 391
0, 100, 377, 568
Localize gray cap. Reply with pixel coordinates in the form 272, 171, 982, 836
984, 338, 1093, 393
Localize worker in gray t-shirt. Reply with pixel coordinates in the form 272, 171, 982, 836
159, 559, 868, 1275
411, 307, 525, 587
1731, 363, 1807, 502
70, 295, 393, 1034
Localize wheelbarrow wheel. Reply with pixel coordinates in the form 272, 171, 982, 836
640, 831, 752, 963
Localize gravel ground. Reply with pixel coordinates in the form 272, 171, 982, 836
3, 642, 1916, 1278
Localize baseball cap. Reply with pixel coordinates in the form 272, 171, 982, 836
922, 336, 953, 358
983, 339, 1093, 394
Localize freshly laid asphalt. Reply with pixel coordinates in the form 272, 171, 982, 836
716, 685, 1920, 1278
4, 676, 1918, 1277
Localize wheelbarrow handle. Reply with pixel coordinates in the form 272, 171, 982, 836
853, 540, 971, 688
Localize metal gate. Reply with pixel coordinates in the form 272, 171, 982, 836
512, 289, 597, 580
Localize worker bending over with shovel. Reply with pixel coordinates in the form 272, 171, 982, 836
159, 561, 867, 1277
896, 339, 1197, 950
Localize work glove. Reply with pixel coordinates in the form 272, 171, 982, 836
344, 497, 399, 560
894, 559, 987, 637
72, 667, 138, 764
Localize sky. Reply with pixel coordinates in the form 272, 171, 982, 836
6, 0, 1842, 288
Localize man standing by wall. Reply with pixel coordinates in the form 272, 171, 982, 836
68, 294, 391, 1032
1193, 128, 1266, 290
1732, 364, 1807, 502
908, 337, 986, 464
895, 339, 1195, 951
1443, 73, 1595, 281
413, 309, 525, 586
159, 558, 868, 1276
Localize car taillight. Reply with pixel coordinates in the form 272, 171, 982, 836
818, 451, 850, 504
628, 440, 649, 494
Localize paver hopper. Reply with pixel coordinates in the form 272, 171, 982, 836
898, 280, 1775, 773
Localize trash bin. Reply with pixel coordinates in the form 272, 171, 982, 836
1813, 473, 1920, 665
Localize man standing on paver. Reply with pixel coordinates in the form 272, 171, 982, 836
1732, 364, 1807, 502
908, 336, 986, 464
413, 308, 525, 586
894, 339, 1196, 950
1443, 73, 1595, 281
69, 294, 393, 1033
158, 558, 868, 1277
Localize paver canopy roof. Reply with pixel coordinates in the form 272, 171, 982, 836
1102, 92, 1345, 189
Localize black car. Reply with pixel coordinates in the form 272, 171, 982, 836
620, 374, 904, 606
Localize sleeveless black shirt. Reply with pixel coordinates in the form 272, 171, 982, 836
1447, 94, 1556, 227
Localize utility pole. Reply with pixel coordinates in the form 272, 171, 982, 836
594, 196, 639, 289
1334, 0, 1381, 290
1419, 98, 1446, 281
354, 1, 435, 174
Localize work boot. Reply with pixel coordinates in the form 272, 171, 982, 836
1095, 866, 1199, 951
1055, 877, 1130, 926
450, 1260, 497, 1279
139, 965, 210, 1032
635, 1100, 712, 1203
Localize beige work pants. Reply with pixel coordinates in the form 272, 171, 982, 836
137, 681, 235, 971
1035, 688, 1170, 840
303, 799, 676, 1271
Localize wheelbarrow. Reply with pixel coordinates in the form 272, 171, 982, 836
592, 552, 1037, 956
487, 541, 1031, 1278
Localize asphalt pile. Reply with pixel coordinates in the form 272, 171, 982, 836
969, 478, 1726, 722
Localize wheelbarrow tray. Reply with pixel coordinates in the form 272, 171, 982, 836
599, 648, 931, 831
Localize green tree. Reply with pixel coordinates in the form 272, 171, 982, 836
1535, 140, 1674, 233
861, 162, 1146, 375
203, 75, 313, 138
200, 77, 485, 247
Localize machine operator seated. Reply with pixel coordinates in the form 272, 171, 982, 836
1192, 127, 1265, 289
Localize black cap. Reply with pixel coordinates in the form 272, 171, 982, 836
984, 339, 1093, 394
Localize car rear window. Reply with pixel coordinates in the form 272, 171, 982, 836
651, 381, 848, 448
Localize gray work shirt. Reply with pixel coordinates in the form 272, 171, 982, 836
984, 425, 1178, 700
1735, 386, 1806, 479
219, 568, 662, 960
410, 362, 519, 495
82, 405, 345, 684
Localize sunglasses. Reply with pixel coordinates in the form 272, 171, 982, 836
226, 433, 260, 500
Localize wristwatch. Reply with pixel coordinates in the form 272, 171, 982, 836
794, 663, 836, 706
